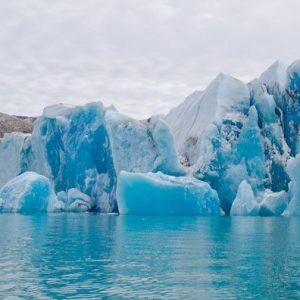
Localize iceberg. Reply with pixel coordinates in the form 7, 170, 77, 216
0, 172, 59, 213
117, 171, 220, 216
2, 60, 300, 216
230, 180, 259, 216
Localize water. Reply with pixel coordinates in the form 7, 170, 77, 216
0, 215, 299, 299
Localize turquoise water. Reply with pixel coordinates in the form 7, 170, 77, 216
0, 215, 299, 299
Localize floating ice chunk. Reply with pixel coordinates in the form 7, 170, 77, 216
0, 172, 59, 213
230, 180, 259, 216
117, 171, 220, 216
259, 189, 288, 216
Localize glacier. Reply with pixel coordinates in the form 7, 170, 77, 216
117, 171, 220, 216
1, 60, 300, 215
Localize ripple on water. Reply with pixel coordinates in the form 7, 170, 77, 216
0, 215, 299, 298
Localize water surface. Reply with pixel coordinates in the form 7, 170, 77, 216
0, 214, 299, 299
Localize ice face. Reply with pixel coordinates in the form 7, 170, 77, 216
0, 132, 31, 187
193, 104, 265, 213
258, 60, 288, 94
117, 171, 220, 216
253, 60, 300, 156
165, 74, 259, 213
0, 172, 59, 213
250, 80, 290, 192
230, 180, 259, 216
27, 102, 117, 213
232, 107, 265, 188
165, 74, 250, 166
105, 110, 183, 176
285, 61, 300, 155
164, 61, 300, 214
164, 90, 204, 165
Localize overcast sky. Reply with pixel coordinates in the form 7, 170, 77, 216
0, 0, 299, 119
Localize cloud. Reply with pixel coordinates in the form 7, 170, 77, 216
0, 0, 299, 118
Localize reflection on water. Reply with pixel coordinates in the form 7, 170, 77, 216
0, 214, 299, 298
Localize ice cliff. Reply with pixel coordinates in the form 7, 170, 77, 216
165, 60, 300, 215
1, 60, 300, 215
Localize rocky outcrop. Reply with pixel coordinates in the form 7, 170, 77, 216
0, 113, 35, 138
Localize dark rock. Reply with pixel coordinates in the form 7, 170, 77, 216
0, 112, 36, 138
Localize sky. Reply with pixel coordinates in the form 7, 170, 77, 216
0, 0, 300, 119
